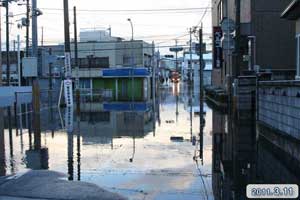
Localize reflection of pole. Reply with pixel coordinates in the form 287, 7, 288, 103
175, 39, 178, 72
152, 42, 156, 136
68, 130, 74, 181
66, 106, 74, 181
189, 28, 193, 86
76, 119, 81, 181
0, 108, 6, 176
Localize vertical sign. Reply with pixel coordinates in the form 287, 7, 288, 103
213, 27, 223, 69
65, 52, 72, 78
64, 79, 73, 107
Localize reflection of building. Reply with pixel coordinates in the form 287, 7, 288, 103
79, 103, 153, 144
181, 52, 212, 89
210, 105, 300, 200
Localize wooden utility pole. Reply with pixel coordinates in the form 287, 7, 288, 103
26, 0, 30, 57
5, 0, 10, 86
74, 6, 80, 115
32, 80, 41, 150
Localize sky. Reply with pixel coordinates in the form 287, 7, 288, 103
3, 0, 212, 54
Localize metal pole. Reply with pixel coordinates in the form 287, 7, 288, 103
31, 0, 38, 57
26, 0, 30, 57
189, 28, 193, 85
127, 19, 134, 102
49, 48, 53, 90
234, 0, 241, 77
5, 0, 10, 86
17, 35, 21, 86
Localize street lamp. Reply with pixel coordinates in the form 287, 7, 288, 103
127, 18, 135, 102
127, 18, 134, 41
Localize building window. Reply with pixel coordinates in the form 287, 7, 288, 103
95, 57, 109, 68
77, 57, 109, 68
123, 55, 132, 66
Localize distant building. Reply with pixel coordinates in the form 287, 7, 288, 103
1, 51, 24, 86
211, 0, 296, 88
182, 52, 212, 92
281, 0, 300, 79
38, 29, 154, 102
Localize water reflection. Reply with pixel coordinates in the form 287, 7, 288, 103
210, 104, 300, 200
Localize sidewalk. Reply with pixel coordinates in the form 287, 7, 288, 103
0, 170, 126, 200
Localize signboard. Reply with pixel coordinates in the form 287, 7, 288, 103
170, 47, 183, 52
64, 52, 72, 78
221, 18, 235, 33
213, 27, 223, 69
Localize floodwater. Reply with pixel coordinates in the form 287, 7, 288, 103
0, 82, 299, 200
0, 83, 214, 200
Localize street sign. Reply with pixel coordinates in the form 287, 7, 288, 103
213, 27, 223, 69
64, 79, 73, 108
165, 55, 174, 58
170, 47, 183, 52
221, 18, 235, 33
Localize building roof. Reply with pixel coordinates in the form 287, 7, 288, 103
281, 0, 300, 20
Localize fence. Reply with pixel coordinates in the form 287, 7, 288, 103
258, 80, 300, 140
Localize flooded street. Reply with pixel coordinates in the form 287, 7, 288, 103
1, 83, 214, 200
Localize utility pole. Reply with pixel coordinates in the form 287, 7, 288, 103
74, 6, 80, 115
5, 0, 10, 86
31, 0, 37, 57
26, 0, 30, 57
234, 0, 241, 78
189, 28, 193, 85
48, 48, 52, 90
64, 0, 71, 53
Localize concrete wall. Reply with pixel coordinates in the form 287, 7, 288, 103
258, 80, 300, 140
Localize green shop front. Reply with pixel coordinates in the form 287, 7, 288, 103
80, 68, 151, 102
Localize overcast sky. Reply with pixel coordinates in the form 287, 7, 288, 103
3, 0, 211, 54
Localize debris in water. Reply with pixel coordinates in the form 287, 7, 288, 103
170, 136, 184, 142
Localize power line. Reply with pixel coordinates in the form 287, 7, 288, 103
196, 2, 211, 27
36, 44, 192, 52
40, 7, 212, 13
